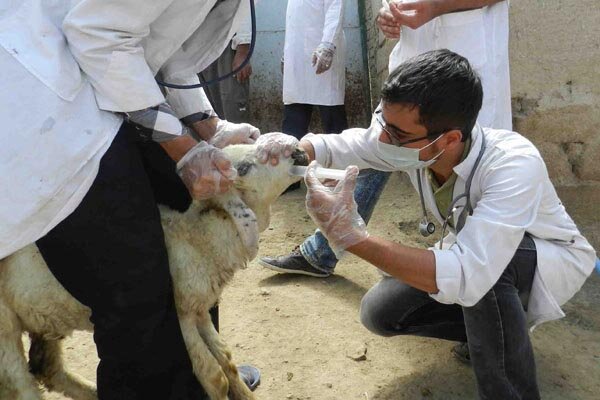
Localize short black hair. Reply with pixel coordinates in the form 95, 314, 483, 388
380, 49, 483, 141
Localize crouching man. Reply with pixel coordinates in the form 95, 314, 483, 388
257, 49, 596, 398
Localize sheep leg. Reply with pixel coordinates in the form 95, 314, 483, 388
28, 334, 97, 400
179, 315, 229, 400
196, 315, 256, 400
0, 306, 41, 400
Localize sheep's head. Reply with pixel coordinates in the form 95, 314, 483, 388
221, 144, 308, 232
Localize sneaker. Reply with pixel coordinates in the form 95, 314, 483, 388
259, 246, 331, 277
451, 342, 471, 366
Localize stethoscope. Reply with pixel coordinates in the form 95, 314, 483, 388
416, 127, 487, 250
155, 0, 257, 89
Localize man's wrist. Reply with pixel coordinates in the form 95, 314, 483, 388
235, 43, 250, 55
160, 135, 198, 163
191, 117, 219, 141
299, 140, 316, 162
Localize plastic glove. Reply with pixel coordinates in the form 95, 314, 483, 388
177, 142, 238, 200
304, 161, 368, 258
311, 42, 336, 74
255, 132, 299, 165
209, 119, 260, 149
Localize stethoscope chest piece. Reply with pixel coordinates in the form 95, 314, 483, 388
419, 218, 436, 237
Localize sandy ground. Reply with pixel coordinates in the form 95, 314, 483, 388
42, 173, 600, 400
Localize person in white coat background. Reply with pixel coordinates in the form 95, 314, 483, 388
0, 0, 262, 398
281, 0, 348, 191
259, 49, 596, 399
261, 0, 512, 282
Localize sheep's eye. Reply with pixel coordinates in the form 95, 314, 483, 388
236, 161, 254, 177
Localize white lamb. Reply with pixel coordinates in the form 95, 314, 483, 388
0, 143, 308, 400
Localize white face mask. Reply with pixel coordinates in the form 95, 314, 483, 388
375, 133, 446, 171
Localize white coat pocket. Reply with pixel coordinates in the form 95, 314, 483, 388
436, 9, 487, 70
0, 0, 83, 101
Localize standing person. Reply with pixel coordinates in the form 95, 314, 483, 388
256, 50, 597, 399
261, 0, 511, 277
0, 0, 260, 398
200, 15, 253, 123
281, 0, 348, 191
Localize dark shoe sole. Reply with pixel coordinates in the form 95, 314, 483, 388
258, 258, 331, 277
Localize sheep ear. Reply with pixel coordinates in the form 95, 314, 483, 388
220, 194, 259, 260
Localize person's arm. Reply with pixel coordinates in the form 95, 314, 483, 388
232, 44, 253, 83
301, 127, 399, 171
161, 73, 219, 140
379, 0, 504, 35
304, 146, 548, 305
303, 160, 437, 293
434, 0, 504, 15
231, 10, 253, 83
349, 238, 438, 293
312, 0, 345, 74
322, 0, 345, 45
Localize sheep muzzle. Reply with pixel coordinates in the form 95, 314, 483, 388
291, 148, 309, 166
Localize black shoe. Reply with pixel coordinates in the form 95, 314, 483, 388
259, 247, 331, 277
283, 181, 301, 194
238, 364, 261, 391
451, 342, 471, 365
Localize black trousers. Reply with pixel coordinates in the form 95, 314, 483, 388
282, 103, 348, 140
36, 124, 210, 400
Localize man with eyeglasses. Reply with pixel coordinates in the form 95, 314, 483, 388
256, 49, 596, 399
260, 0, 511, 278
260, 0, 511, 365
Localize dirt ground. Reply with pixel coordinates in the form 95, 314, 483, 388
43, 173, 600, 400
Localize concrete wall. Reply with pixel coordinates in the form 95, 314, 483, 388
363, 0, 600, 248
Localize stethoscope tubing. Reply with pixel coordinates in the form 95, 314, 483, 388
155, 0, 257, 89
416, 127, 487, 247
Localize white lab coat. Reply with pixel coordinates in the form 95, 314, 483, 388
283, 0, 346, 106
0, 0, 248, 259
388, 2, 512, 130
304, 126, 596, 327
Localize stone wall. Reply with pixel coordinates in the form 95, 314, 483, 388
363, 0, 600, 248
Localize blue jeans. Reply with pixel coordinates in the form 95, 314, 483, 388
300, 169, 391, 273
359, 235, 540, 399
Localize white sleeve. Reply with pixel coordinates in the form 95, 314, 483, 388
161, 73, 217, 124
231, 9, 252, 50
430, 154, 547, 306
62, 0, 175, 112
321, 0, 344, 44
303, 127, 398, 171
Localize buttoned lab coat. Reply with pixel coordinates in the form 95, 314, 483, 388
0, 0, 248, 259
283, 0, 346, 106
303, 126, 596, 328
388, 1, 512, 130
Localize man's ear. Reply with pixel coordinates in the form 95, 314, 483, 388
444, 129, 464, 148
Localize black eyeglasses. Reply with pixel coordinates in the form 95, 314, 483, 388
374, 110, 453, 147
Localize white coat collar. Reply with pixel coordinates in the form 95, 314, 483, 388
452, 124, 484, 180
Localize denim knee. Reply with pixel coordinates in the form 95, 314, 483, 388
359, 291, 391, 337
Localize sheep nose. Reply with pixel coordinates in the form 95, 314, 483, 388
291, 148, 309, 166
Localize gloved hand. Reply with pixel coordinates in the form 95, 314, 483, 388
255, 132, 299, 165
209, 119, 260, 149
304, 161, 368, 258
311, 42, 336, 74
177, 142, 238, 200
